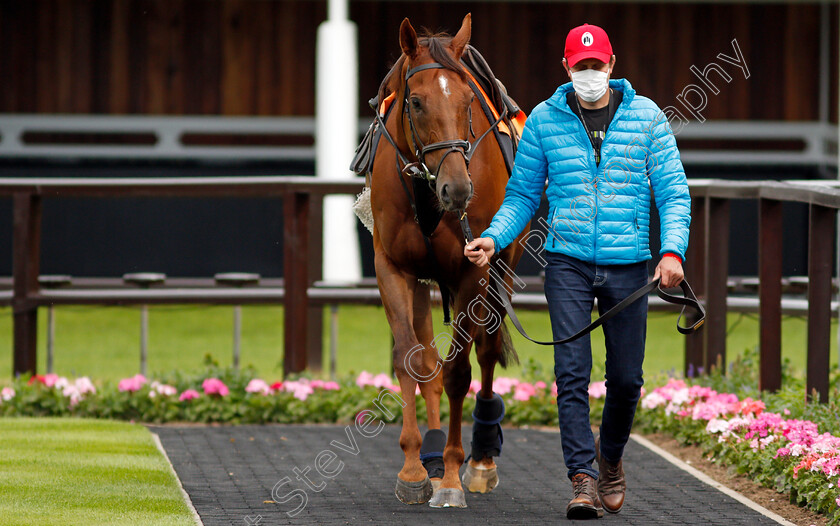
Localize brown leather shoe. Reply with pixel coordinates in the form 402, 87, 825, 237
595, 436, 626, 513
566, 473, 604, 520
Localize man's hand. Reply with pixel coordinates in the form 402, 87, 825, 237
654, 256, 684, 288
464, 237, 495, 267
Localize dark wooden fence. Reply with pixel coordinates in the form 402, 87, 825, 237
1, 177, 838, 401
684, 180, 839, 402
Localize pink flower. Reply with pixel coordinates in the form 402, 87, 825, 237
551, 382, 558, 398
1, 386, 15, 401
245, 379, 271, 395
492, 377, 518, 396
356, 371, 375, 388
179, 389, 200, 401
588, 381, 607, 399
202, 378, 229, 397
513, 382, 536, 402
468, 380, 482, 395
372, 373, 397, 389
322, 381, 340, 391
535, 381, 547, 390
774, 447, 791, 458
283, 380, 314, 401
118, 374, 147, 392
42, 373, 61, 388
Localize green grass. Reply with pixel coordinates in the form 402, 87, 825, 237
0, 305, 836, 382
0, 417, 196, 526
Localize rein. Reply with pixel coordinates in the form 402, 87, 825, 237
458, 213, 706, 345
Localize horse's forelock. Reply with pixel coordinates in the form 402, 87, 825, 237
420, 33, 467, 80
379, 31, 466, 104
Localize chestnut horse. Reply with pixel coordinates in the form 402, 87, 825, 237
370, 14, 527, 508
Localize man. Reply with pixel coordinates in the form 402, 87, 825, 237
464, 23, 690, 520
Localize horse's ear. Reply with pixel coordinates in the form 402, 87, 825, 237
399, 18, 419, 59
450, 13, 471, 59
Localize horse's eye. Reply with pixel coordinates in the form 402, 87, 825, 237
411, 98, 422, 111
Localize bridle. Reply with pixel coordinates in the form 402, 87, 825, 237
376, 60, 509, 185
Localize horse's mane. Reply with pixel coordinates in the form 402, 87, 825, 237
377, 31, 468, 106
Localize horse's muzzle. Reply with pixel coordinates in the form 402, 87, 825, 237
439, 181, 474, 211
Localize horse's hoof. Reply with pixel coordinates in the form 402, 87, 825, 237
462, 463, 499, 493
430, 477, 442, 492
428, 487, 467, 508
394, 475, 433, 504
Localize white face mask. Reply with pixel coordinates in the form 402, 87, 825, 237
570, 68, 610, 103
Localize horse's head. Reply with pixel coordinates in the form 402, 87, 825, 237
398, 14, 475, 212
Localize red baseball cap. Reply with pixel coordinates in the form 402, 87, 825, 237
564, 23, 613, 67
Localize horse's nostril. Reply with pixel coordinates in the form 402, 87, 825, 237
441, 184, 451, 202
469, 181, 474, 198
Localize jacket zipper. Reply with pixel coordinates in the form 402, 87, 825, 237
559, 87, 628, 265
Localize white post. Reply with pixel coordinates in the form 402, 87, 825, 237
317, 0, 361, 284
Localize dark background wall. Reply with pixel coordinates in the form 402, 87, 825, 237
0, 1, 836, 278
1, 1, 837, 121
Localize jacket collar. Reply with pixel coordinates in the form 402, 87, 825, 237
546, 78, 636, 114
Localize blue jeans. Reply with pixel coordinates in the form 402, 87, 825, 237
543, 251, 648, 480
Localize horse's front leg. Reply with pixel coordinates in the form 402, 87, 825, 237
428, 287, 476, 508
412, 281, 446, 491
461, 313, 507, 494
375, 251, 435, 504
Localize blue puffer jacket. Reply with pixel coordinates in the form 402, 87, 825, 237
482, 79, 691, 265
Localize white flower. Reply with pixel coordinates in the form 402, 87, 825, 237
671, 388, 690, 406
150, 381, 178, 397
62, 385, 82, 407
0, 387, 14, 401
74, 377, 96, 395
706, 418, 730, 434
641, 392, 667, 409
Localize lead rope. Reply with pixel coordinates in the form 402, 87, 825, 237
459, 212, 705, 345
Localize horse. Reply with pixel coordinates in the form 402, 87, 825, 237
368, 13, 528, 508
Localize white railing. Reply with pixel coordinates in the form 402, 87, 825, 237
0, 114, 836, 168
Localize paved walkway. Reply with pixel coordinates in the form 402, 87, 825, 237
150, 424, 784, 526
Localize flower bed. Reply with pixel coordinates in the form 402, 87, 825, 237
2, 363, 838, 523
0, 369, 579, 426
638, 378, 840, 523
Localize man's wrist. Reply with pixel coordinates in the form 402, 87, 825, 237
663, 252, 683, 264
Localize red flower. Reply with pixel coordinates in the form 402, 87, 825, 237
28, 374, 45, 385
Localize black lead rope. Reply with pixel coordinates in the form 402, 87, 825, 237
459, 213, 706, 346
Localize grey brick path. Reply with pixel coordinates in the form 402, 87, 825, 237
150, 424, 782, 526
